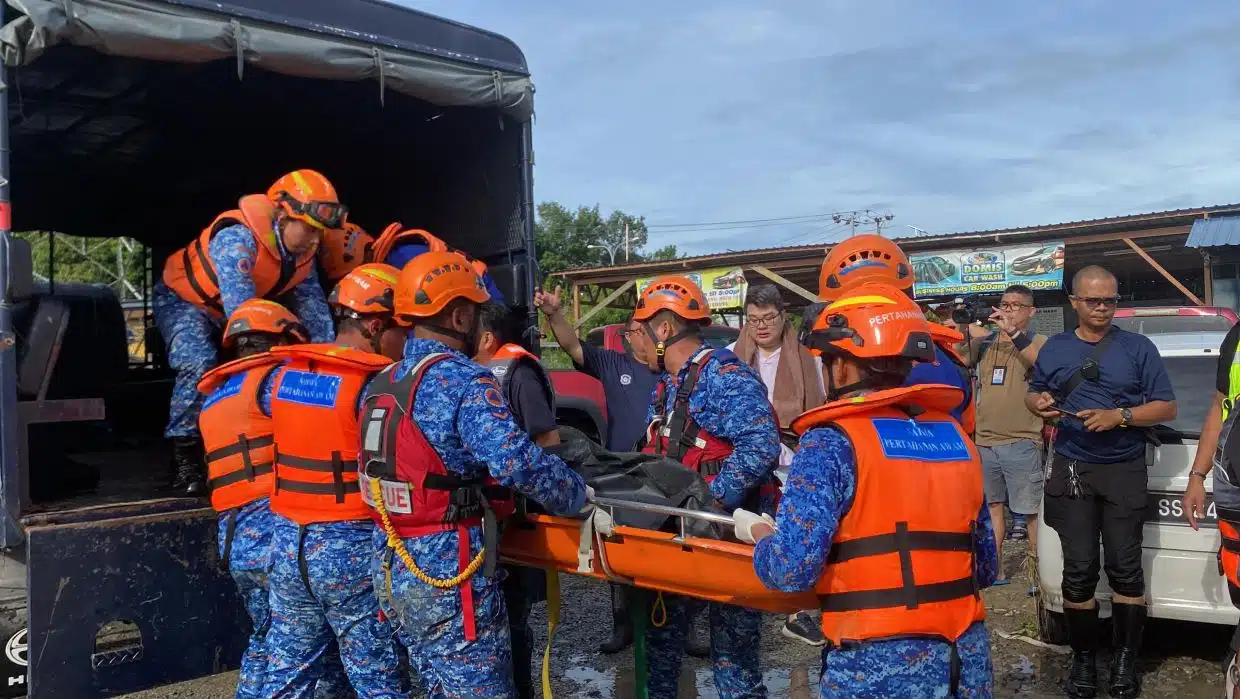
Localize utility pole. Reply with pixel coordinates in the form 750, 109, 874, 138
624, 222, 630, 262
833, 210, 895, 237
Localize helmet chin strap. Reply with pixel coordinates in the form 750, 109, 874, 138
643, 321, 697, 373
823, 357, 874, 401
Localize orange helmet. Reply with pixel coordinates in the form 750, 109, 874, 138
633, 275, 712, 325
819, 234, 913, 301
800, 282, 936, 363
393, 251, 490, 325
319, 222, 374, 282
267, 169, 347, 230
329, 263, 400, 317
222, 299, 308, 348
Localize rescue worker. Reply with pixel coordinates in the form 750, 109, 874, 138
371, 224, 506, 303
197, 299, 308, 699
740, 282, 997, 699
625, 275, 781, 699
818, 235, 975, 434
318, 221, 375, 288
357, 251, 588, 697
1184, 318, 1240, 699
259, 263, 409, 699
156, 169, 341, 496
473, 301, 558, 699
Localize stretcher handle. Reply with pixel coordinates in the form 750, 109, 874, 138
590, 496, 735, 527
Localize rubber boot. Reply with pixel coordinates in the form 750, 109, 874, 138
1108, 602, 1146, 699
599, 583, 633, 654
169, 436, 207, 497
1063, 605, 1099, 699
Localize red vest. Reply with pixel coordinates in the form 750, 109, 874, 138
268, 344, 392, 525
791, 384, 986, 645
639, 349, 734, 473
358, 353, 515, 538
196, 353, 281, 512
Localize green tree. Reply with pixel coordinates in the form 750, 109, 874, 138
17, 232, 146, 301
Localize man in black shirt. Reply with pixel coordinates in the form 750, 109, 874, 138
535, 289, 710, 657
474, 302, 558, 699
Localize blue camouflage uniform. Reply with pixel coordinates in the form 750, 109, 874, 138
645, 348, 781, 699
154, 223, 335, 438
753, 427, 998, 699
255, 369, 408, 699
383, 242, 506, 305
370, 337, 586, 699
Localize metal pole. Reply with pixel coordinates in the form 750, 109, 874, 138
624, 222, 629, 262
0, 0, 21, 548
519, 121, 538, 352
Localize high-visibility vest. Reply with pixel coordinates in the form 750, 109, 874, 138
267, 343, 392, 525
790, 383, 987, 645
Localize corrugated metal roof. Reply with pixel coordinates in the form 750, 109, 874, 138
1187, 215, 1240, 247
555, 202, 1240, 279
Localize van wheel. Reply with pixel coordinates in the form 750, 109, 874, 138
1036, 601, 1069, 645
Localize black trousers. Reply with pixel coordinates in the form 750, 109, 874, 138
503, 564, 546, 699
1043, 452, 1148, 603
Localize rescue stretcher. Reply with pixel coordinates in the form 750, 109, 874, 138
500, 495, 819, 614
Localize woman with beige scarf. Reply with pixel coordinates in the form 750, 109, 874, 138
727, 284, 827, 647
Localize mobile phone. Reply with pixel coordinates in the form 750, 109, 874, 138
1046, 406, 1077, 418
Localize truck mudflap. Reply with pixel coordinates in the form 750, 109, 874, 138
25, 499, 247, 698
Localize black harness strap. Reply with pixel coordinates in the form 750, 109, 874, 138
820, 519, 980, 613
662, 350, 713, 461
220, 509, 239, 572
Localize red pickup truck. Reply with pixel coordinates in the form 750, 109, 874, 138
548, 323, 743, 442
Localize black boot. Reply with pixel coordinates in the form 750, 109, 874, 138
1063, 605, 1099, 698
599, 584, 633, 654
169, 436, 206, 497
1108, 602, 1146, 699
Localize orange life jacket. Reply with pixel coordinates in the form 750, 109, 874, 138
790, 383, 987, 646
487, 343, 555, 415
196, 353, 282, 513
267, 343, 392, 525
162, 195, 319, 317
371, 224, 448, 265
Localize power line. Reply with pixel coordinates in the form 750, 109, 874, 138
645, 211, 846, 230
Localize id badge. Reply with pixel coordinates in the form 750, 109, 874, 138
991, 367, 1006, 385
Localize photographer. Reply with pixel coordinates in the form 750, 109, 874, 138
960, 285, 1047, 587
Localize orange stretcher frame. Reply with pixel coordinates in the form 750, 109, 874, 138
500, 497, 820, 614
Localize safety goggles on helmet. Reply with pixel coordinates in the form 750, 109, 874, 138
276, 194, 348, 230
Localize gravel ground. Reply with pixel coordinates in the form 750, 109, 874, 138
118, 540, 1230, 699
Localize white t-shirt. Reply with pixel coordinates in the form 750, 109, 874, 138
726, 341, 827, 488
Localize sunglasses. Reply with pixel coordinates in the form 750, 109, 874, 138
1071, 295, 1120, 308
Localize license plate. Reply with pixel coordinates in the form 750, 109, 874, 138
1147, 491, 1217, 528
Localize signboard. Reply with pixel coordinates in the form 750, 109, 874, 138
636, 267, 748, 310
911, 241, 1066, 298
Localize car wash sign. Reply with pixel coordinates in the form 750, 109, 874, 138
910, 241, 1065, 298
636, 267, 748, 310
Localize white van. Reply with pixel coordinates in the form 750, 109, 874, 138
1036, 331, 1238, 642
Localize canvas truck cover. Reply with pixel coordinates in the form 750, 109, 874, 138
0, 0, 534, 121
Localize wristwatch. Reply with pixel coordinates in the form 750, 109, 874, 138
1119, 407, 1133, 427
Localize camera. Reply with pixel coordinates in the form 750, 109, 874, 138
950, 296, 993, 326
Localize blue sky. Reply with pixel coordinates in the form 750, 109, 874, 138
402, 1, 1240, 255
